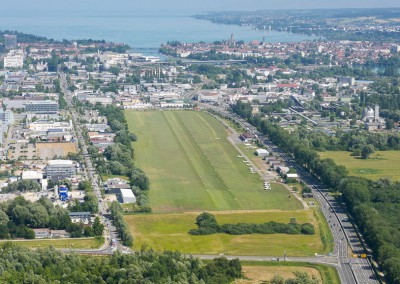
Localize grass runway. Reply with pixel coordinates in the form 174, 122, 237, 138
126, 110, 302, 213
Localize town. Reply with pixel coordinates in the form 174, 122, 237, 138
0, 10, 399, 282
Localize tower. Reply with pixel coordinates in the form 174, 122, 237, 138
230, 33, 235, 46
4, 34, 17, 50
374, 105, 379, 120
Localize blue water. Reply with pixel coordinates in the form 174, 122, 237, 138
0, 11, 318, 49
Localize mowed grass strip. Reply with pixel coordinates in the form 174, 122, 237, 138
126, 210, 324, 256
126, 110, 302, 213
319, 151, 400, 181
1, 237, 103, 249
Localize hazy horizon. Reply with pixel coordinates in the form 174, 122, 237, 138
3, 0, 400, 15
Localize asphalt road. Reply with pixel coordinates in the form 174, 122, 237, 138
57, 80, 378, 283
200, 102, 378, 284
60, 73, 123, 252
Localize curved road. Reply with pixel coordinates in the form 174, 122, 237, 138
200, 103, 378, 284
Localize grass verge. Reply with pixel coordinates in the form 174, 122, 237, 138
0, 237, 104, 249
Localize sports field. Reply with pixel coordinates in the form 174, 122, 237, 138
319, 151, 400, 181
126, 210, 326, 256
126, 110, 302, 213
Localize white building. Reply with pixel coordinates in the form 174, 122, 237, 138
46, 160, 76, 179
22, 170, 43, 181
0, 109, 14, 126
120, 188, 136, 204
4, 50, 24, 68
198, 92, 221, 103
255, 148, 270, 157
4, 55, 24, 68
28, 121, 72, 132
85, 96, 113, 105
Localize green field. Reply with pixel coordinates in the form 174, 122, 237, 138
0, 237, 104, 249
319, 151, 400, 181
126, 210, 326, 256
126, 110, 302, 213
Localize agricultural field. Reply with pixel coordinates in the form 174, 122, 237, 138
126, 110, 302, 213
0, 237, 103, 249
319, 151, 400, 181
125, 210, 326, 256
236, 261, 340, 284
236, 266, 321, 284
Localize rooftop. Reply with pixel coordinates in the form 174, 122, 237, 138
48, 160, 74, 166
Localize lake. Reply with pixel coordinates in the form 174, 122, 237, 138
0, 10, 318, 49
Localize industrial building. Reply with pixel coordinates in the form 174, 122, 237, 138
46, 160, 76, 180
255, 148, 269, 158
58, 185, 69, 201
25, 100, 59, 114
119, 188, 136, 204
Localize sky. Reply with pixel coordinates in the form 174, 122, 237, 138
4, 0, 400, 14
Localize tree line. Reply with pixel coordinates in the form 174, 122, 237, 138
89, 105, 151, 212
0, 196, 101, 239
110, 201, 133, 247
232, 100, 400, 283
2, 180, 41, 193
189, 212, 315, 236
0, 243, 242, 283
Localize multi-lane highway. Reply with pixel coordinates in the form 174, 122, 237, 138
201, 102, 378, 284
58, 79, 379, 282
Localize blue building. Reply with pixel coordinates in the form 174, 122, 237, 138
59, 186, 69, 201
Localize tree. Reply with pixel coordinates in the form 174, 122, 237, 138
192, 75, 202, 84
341, 177, 371, 208
129, 133, 137, 142
361, 145, 375, 159
195, 212, 219, 230
0, 211, 9, 226
386, 119, 395, 130
11, 205, 32, 225
78, 181, 92, 192
83, 226, 94, 237
68, 223, 84, 238
92, 217, 104, 236
382, 257, 400, 284
49, 207, 71, 230
28, 204, 49, 228
83, 192, 99, 213
130, 169, 150, 191
301, 223, 315, 235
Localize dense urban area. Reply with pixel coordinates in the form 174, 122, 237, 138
0, 7, 399, 284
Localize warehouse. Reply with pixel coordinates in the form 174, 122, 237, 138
120, 188, 136, 204
255, 148, 269, 158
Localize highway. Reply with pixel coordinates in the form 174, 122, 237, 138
199, 102, 378, 284
56, 77, 378, 282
